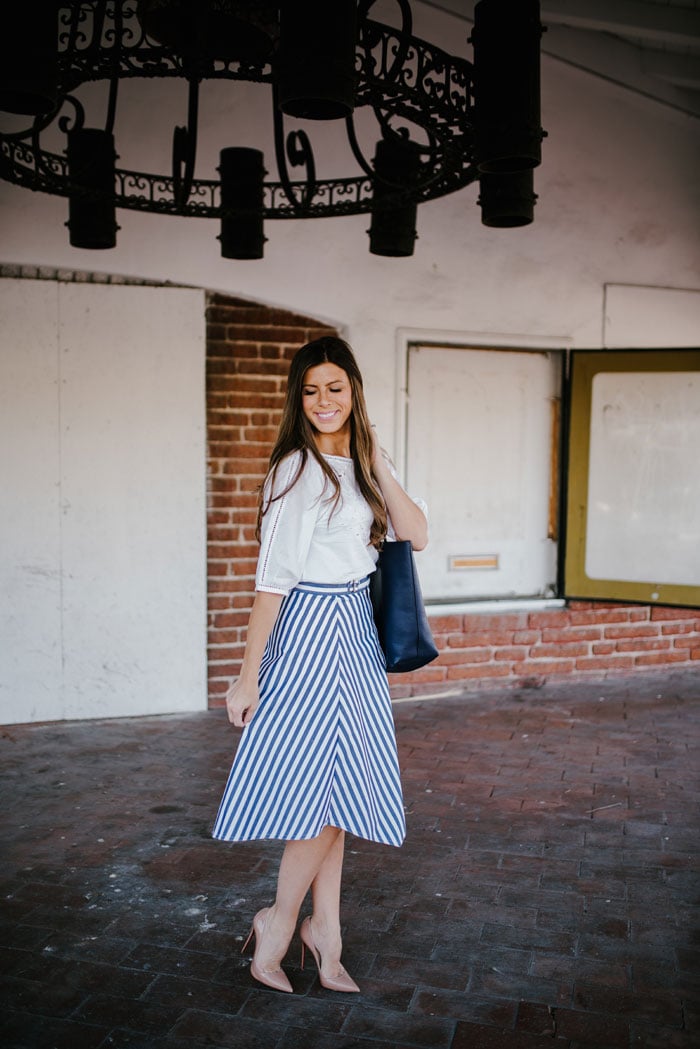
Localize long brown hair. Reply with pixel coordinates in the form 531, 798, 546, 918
256, 336, 388, 548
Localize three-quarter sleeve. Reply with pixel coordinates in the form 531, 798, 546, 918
256, 452, 327, 595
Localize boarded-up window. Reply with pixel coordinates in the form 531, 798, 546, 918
565, 349, 700, 608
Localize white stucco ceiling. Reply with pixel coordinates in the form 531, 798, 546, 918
423, 0, 700, 118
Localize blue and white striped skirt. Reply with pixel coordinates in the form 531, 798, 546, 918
212, 578, 406, 848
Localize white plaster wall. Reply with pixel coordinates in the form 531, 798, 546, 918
1, 4, 699, 721
0, 4, 697, 444
0, 281, 63, 723
604, 285, 700, 349
0, 281, 207, 724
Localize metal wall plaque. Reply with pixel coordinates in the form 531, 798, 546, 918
448, 554, 499, 571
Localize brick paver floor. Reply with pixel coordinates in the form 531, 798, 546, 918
1, 669, 698, 1048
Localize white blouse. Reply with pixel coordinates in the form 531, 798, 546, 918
256, 451, 379, 595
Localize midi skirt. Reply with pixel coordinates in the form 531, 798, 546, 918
212, 578, 406, 847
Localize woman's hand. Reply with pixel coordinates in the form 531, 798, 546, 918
225, 678, 260, 728
224, 591, 284, 729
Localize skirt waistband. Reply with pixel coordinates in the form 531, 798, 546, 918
295, 577, 370, 595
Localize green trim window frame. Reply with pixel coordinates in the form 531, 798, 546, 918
565, 349, 700, 609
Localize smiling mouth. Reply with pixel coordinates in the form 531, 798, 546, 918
315, 410, 338, 420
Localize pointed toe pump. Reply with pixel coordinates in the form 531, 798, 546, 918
242, 908, 293, 993
299, 916, 360, 994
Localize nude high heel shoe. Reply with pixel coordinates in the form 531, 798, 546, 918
242, 908, 293, 993
299, 916, 360, 993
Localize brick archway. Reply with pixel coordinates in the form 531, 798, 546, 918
204, 293, 699, 708
205, 293, 338, 706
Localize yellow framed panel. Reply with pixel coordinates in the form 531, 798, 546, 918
565, 349, 700, 608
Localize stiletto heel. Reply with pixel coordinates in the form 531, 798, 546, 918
242, 908, 293, 993
299, 916, 360, 993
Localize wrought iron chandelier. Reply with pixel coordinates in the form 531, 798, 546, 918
0, 1, 544, 259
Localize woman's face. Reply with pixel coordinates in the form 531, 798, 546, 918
301, 362, 353, 445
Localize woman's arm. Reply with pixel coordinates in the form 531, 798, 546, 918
225, 590, 284, 727
372, 436, 428, 551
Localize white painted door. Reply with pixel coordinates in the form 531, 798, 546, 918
0, 278, 207, 724
405, 345, 559, 602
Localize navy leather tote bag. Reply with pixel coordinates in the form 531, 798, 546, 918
370, 540, 439, 673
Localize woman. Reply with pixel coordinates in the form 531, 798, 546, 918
212, 336, 428, 994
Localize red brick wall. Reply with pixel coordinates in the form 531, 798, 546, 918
388, 603, 699, 698
205, 293, 699, 706
206, 293, 338, 705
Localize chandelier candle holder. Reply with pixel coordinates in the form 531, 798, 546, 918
0, 0, 545, 258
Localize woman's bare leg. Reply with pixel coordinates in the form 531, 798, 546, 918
301, 830, 358, 989
252, 826, 343, 971
309, 830, 346, 974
